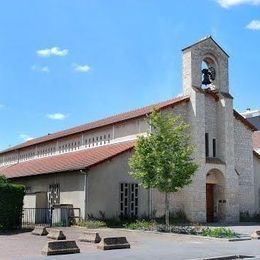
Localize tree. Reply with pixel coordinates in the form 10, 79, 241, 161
129, 110, 198, 227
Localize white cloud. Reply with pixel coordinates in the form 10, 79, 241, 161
72, 63, 91, 73
37, 47, 69, 57
246, 20, 260, 30
20, 134, 34, 142
217, 0, 260, 8
31, 65, 50, 73
46, 113, 68, 120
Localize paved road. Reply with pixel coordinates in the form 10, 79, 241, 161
1, 225, 260, 259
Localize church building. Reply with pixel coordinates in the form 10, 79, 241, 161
0, 36, 259, 223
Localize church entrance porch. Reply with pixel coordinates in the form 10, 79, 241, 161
206, 169, 226, 223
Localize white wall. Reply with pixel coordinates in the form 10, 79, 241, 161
14, 172, 85, 218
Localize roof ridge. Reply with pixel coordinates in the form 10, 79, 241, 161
0, 95, 189, 154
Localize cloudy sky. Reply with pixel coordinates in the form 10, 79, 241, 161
0, 0, 259, 149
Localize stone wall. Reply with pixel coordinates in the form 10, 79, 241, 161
234, 118, 255, 214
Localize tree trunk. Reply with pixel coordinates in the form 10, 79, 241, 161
165, 192, 170, 230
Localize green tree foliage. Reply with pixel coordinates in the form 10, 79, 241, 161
0, 175, 25, 230
129, 110, 198, 227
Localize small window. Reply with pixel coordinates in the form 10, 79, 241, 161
213, 138, 216, 158
205, 133, 209, 157
120, 183, 138, 218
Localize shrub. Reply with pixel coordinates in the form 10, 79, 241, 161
123, 220, 156, 231
77, 219, 107, 229
201, 227, 238, 238
0, 176, 25, 230
156, 224, 201, 234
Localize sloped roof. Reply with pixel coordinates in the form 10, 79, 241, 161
0, 96, 189, 154
0, 141, 134, 179
182, 36, 229, 57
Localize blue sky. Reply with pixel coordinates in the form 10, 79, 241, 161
0, 0, 259, 150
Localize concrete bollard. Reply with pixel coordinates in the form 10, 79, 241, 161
251, 230, 260, 239
41, 240, 80, 256
97, 237, 130, 250
78, 231, 101, 243
32, 226, 48, 236
47, 229, 66, 240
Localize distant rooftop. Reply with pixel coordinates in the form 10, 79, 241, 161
241, 109, 260, 130
241, 109, 260, 118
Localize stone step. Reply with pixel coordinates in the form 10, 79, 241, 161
79, 231, 101, 243
47, 229, 66, 240
97, 237, 130, 250
41, 240, 80, 256
32, 226, 48, 236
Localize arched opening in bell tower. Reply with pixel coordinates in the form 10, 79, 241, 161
201, 56, 218, 90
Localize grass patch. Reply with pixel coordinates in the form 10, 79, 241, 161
123, 220, 156, 231
201, 227, 239, 238
77, 219, 107, 229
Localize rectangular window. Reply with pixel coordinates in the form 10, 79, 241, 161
120, 183, 138, 218
213, 138, 216, 158
48, 184, 60, 207
205, 133, 209, 157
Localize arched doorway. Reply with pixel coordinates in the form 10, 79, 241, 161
206, 169, 225, 222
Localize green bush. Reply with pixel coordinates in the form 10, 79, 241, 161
156, 224, 201, 234
77, 219, 107, 229
123, 220, 156, 231
201, 227, 238, 238
0, 176, 25, 230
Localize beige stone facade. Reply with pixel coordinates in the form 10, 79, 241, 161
0, 36, 259, 223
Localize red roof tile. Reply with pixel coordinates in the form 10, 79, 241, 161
253, 131, 260, 150
0, 141, 135, 179
0, 96, 189, 154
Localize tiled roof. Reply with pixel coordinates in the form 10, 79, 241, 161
0, 96, 189, 154
253, 131, 260, 149
0, 141, 135, 179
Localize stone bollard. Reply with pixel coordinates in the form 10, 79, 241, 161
41, 240, 80, 256
79, 231, 101, 243
97, 237, 130, 250
32, 226, 48, 236
47, 229, 66, 240
251, 230, 260, 239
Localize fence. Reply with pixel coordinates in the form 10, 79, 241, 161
22, 207, 81, 228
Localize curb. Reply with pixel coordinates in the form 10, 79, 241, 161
71, 226, 251, 242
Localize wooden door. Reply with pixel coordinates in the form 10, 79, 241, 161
206, 184, 214, 222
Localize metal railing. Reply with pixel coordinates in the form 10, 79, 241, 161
22, 207, 80, 228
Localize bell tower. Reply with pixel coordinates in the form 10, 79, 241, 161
180, 36, 240, 223
182, 36, 229, 95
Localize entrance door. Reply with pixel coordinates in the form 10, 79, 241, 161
206, 184, 214, 222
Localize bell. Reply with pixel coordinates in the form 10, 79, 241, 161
202, 69, 211, 85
